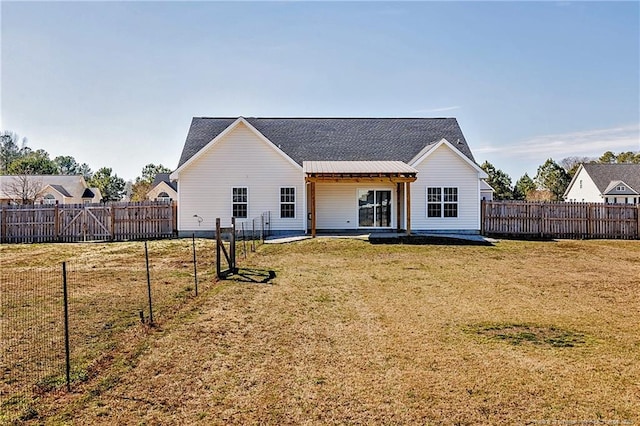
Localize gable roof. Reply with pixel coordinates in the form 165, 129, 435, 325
0, 175, 88, 200
151, 173, 177, 191
581, 163, 640, 194
480, 180, 495, 192
602, 180, 639, 196
49, 184, 72, 197
176, 117, 476, 169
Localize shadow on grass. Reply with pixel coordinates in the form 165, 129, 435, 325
224, 268, 276, 284
370, 235, 494, 246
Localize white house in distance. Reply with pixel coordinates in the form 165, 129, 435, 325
170, 117, 489, 237
146, 173, 177, 202
564, 163, 640, 204
0, 175, 102, 206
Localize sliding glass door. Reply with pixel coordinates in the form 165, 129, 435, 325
358, 190, 391, 228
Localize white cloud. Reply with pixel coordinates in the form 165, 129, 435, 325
476, 124, 640, 159
413, 106, 461, 114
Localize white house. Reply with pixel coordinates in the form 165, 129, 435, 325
146, 173, 177, 202
0, 175, 102, 206
480, 180, 495, 201
170, 117, 488, 237
564, 163, 640, 204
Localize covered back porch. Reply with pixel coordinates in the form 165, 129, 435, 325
304, 161, 417, 237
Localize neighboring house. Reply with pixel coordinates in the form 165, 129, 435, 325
480, 180, 495, 201
170, 117, 488, 237
146, 173, 177, 202
564, 163, 640, 204
0, 175, 102, 206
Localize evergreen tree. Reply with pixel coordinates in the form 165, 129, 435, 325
480, 161, 513, 200
513, 173, 536, 200
88, 167, 126, 202
8, 149, 57, 175
534, 158, 571, 201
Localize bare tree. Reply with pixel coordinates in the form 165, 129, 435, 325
4, 175, 46, 204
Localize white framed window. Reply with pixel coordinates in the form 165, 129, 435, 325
43, 194, 56, 205
579, 180, 583, 189
232, 187, 248, 218
156, 192, 171, 203
280, 187, 296, 218
427, 187, 458, 218
616, 185, 625, 191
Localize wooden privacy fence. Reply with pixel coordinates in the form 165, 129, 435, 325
482, 201, 640, 239
0, 201, 177, 243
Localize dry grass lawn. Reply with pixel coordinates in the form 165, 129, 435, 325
3, 237, 640, 425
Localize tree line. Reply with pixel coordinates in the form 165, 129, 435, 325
481, 151, 640, 202
1, 131, 170, 202
3, 129, 638, 204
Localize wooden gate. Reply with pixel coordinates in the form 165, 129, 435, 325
58, 205, 112, 242
0, 202, 176, 243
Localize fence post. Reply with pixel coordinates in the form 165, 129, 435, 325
252, 219, 256, 252
480, 200, 485, 235
241, 222, 247, 259
1, 205, 6, 243
144, 241, 154, 325
192, 233, 198, 296
230, 217, 236, 273
216, 218, 221, 278
110, 205, 116, 241
172, 201, 178, 237
54, 203, 60, 242
261, 214, 264, 243
62, 262, 71, 392
587, 203, 593, 238
637, 205, 640, 239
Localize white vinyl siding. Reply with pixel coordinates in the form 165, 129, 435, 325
176, 122, 304, 232
411, 143, 481, 231
315, 183, 395, 230
564, 167, 603, 203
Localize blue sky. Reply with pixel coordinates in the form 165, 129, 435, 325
1, 1, 639, 182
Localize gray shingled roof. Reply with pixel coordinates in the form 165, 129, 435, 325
177, 117, 475, 169
152, 173, 177, 191
50, 184, 72, 197
582, 163, 640, 194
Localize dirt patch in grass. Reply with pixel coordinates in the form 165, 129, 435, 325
468, 323, 588, 347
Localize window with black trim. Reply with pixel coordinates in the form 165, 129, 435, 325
427, 187, 441, 217
427, 187, 458, 218
280, 187, 295, 218
232, 187, 248, 218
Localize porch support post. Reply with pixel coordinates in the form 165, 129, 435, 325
396, 182, 402, 232
406, 182, 411, 235
310, 181, 317, 238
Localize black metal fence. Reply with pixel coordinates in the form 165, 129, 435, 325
236, 211, 272, 258
0, 237, 216, 421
